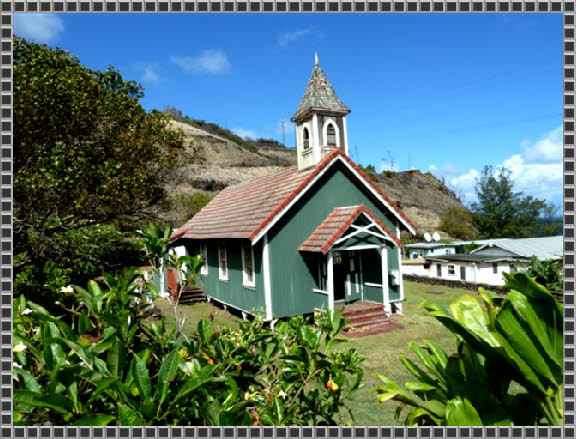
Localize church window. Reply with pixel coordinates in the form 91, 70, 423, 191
200, 242, 208, 275
242, 243, 255, 287
303, 127, 310, 149
218, 242, 228, 280
326, 123, 337, 147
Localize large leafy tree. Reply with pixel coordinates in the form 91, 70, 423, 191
14, 37, 182, 303
470, 165, 556, 238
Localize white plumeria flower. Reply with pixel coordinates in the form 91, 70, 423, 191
181, 361, 196, 375
20, 308, 32, 316
13, 342, 27, 353
278, 389, 287, 399
13, 362, 22, 369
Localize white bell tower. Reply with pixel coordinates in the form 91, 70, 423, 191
291, 55, 351, 171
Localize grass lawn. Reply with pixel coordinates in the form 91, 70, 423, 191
154, 280, 478, 426
342, 281, 478, 425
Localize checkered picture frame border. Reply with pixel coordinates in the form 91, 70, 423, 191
1, 1, 573, 437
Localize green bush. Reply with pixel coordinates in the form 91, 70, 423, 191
440, 207, 479, 240
14, 225, 143, 313
374, 272, 563, 426
524, 257, 563, 292
14, 267, 364, 426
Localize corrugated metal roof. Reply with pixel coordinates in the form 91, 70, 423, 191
471, 236, 563, 260
407, 236, 562, 261
406, 242, 461, 249
426, 254, 522, 263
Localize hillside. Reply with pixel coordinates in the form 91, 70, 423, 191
159, 120, 471, 236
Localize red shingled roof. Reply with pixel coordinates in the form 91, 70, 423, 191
170, 149, 417, 242
300, 205, 403, 255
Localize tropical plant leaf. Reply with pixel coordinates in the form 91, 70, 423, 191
73, 414, 115, 426
131, 354, 152, 403
445, 398, 483, 426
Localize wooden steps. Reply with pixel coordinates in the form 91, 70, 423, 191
177, 286, 207, 305
340, 302, 404, 337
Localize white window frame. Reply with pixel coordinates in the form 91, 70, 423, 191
322, 118, 341, 148
241, 243, 255, 287
317, 259, 327, 291
302, 126, 311, 150
218, 242, 228, 281
448, 265, 455, 275
200, 242, 208, 275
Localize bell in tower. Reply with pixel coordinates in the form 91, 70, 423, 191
291, 54, 351, 171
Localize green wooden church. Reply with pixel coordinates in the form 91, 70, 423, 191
165, 57, 417, 322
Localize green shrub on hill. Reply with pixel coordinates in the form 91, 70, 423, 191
439, 207, 479, 240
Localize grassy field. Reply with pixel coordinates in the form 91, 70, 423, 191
155, 280, 478, 426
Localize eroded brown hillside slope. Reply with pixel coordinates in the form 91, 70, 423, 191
160, 121, 469, 235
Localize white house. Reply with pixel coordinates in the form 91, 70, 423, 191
402, 236, 562, 286
405, 242, 460, 259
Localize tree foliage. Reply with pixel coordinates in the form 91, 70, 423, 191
374, 273, 563, 426
439, 207, 479, 240
14, 36, 182, 307
470, 166, 557, 238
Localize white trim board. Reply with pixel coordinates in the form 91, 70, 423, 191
262, 234, 273, 321
251, 154, 416, 244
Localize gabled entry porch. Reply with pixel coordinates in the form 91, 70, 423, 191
300, 204, 404, 315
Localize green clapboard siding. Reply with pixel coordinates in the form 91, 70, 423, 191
183, 239, 267, 316
267, 161, 403, 318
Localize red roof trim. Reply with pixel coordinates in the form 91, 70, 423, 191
319, 205, 403, 255
320, 205, 365, 254
250, 148, 417, 242
248, 148, 342, 241
173, 148, 417, 243
170, 229, 185, 241
299, 204, 404, 255
338, 153, 418, 233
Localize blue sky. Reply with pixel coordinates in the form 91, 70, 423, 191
15, 13, 562, 207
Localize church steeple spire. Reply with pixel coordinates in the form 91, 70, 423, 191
292, 56, 351, 170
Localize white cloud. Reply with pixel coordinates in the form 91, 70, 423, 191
277, 27, 324, 47
523, 125, 562, 164
428, 163, 468, 178
232, 128, 259, 140
142, 67, 160, 83
14, 14, 64, 43
170, 50, 230, 75
431, 126, 563, 206
449, 169, 480, 201
278, 29, 311, 47
134, 62, 161, 84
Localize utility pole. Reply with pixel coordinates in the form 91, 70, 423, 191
281, 120, 286, 147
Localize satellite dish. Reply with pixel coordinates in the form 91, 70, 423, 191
424, 232, 432, 242
432, 232, 441, 242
